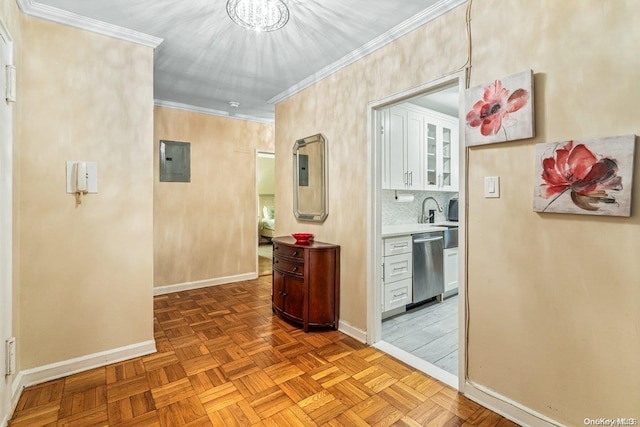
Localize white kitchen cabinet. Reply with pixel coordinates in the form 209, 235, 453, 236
383, 234, 412, 257
382, 106, 423, 190
383, 252, 412, 283
424, 112, 459, 192
381, 104, 458, 192
443, 247, 458, 293
382, 234, 413, 313
384, 278, 413, 311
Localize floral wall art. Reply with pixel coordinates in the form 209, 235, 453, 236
465, 70, 534, 146
533, 135, 636, 216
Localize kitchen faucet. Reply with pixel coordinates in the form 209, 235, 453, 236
419, 197, 442, 223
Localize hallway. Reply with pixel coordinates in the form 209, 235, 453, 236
10, 277, 515, 426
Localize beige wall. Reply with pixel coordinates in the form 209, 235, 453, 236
276, 3, 468, 331
154, 107, 274, 287
466, 0, 640, 422
275, 0, 639, 424
18, 16, 155, 368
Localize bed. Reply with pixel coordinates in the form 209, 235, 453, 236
259, 204, 276, 242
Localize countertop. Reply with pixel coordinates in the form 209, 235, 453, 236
381, 221, 459, 238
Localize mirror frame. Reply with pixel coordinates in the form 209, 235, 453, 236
293, 133, 328, 222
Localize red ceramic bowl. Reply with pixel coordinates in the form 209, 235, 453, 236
292, 233, 314, 243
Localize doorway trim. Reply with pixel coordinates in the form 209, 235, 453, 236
366, 70, 467, 391
0, 16, 14, 427
255, 150, 275, 276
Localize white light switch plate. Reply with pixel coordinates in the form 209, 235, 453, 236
485, 176, 500, 198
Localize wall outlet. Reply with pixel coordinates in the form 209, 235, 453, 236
5, 337, 15, 376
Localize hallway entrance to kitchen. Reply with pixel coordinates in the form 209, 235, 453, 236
367, 71, 467, 390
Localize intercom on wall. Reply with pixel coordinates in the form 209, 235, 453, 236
66, 161, 98, 204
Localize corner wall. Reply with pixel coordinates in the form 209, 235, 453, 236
274, 0, 640, 424
153, 107, 274, 288
18, 15, 155, 369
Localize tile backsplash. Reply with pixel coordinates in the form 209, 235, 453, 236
381, 190, 458, 225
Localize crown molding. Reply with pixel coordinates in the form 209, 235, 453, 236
154, 100, 275, 124
15, 0, 163, 48
268, 0, 467, 105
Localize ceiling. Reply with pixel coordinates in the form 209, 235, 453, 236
408, 85, 460, 117
32, 0, 464, 122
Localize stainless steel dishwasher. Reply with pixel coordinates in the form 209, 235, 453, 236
411, 231, 444, 305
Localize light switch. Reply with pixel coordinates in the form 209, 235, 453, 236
484, 176, 500, 198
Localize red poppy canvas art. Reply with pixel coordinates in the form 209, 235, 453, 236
464, 70, 535, 146
533, 135, 635, 216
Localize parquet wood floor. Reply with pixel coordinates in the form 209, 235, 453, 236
9, 276, 518, 426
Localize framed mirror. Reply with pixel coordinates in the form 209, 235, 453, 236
293, 133, 328, 222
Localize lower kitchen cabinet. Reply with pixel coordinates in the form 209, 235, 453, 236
382, 234, 413, 314
444, 247, 458, 293
384, 278, 412, 310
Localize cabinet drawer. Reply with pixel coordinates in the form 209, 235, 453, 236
384, 278, 412, 311
384, 235, 412, 256
273, 243, 305, 260
273, 256, 303, 277
383, 252, 412, 283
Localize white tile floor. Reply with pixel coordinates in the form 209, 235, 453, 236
381, 294, 458, 375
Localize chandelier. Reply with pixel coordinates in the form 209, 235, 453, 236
226, 0, 290, 32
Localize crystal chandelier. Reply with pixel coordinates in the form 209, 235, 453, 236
226, 0, 290, 32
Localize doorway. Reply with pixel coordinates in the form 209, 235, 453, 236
0, 17, 14, 426
367, 72, 467, 391
256, 151, 275, 276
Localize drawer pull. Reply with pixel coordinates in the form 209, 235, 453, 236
392, 244, 408, 249
393, 292, 407, 298
274, 259, 279, 264
282, 291, 287, 296
292, 266, 298, 272
392, 267, 406, 272
293, 251, 298, 256
274, 246, 279, 251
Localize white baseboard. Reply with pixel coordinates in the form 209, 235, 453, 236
464, 381, 564, 427
11, 340, 156, 400
154, 273, 258, 296
338, 320, 367, 343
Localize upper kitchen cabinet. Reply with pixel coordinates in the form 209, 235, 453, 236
381, 105, 424, 190
381, 104, 458, 192
424, 111, 459, 192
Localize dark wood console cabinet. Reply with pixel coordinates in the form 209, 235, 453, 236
272, 236, 340, 332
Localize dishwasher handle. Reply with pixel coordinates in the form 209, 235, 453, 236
413, 236, 443, 244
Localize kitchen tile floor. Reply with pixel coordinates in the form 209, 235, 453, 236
382, 294, 459, 375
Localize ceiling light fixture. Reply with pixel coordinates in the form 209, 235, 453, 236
226, 0, 289, 32
228, 101, 240, 108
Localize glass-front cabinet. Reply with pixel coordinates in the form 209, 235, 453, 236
381, 103, 458, 192
424, 113, 458, 192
